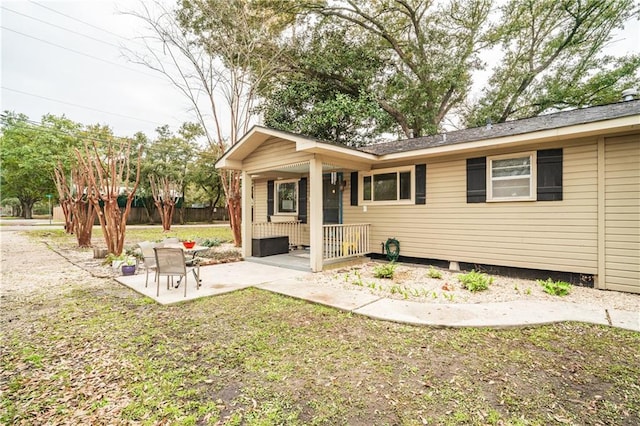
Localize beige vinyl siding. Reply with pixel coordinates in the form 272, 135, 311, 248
253, 180, 268, 222
344, 142, 599, 274
252, 178, 311, 246
245, 136, 313, 247
243, 138, 312, 172
604, 135, 640, 293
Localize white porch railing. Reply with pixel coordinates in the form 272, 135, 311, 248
323, 223, 370, 261
252, 221, 304, 247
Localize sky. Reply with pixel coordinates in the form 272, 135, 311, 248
1, 0, 196, 138
1, 1, 639, 140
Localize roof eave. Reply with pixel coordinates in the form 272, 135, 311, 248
215, 126, 378, 170
295, 139, 377, 163
377, 114, 640, 162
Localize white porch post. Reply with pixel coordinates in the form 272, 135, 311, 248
309, 156, 323, 272
241, 171, 252, 258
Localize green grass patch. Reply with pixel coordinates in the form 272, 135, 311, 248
25, 226, 234, 246
4, 286, 639, 425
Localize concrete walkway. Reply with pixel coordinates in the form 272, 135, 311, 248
115, 261, 640, 332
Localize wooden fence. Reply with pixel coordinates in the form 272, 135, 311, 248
53, 206, 228, 224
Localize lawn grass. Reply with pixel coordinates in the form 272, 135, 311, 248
2, 279, 639, 425
25, 226, 234, 247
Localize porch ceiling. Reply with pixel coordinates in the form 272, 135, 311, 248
250, 162, 344, 179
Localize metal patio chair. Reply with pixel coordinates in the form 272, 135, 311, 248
137, 241, 159, 287
153, 247, 200, 297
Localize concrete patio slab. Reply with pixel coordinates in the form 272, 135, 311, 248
113, 260, 639, 331
256, 279, 382, 311
115, 261, 310, 305
353, 299, 639, 330
607, 309, 640, 331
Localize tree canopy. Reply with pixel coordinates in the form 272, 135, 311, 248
464, 0, 640, 127
256, 0, 640, 141
0, 112, 82, 218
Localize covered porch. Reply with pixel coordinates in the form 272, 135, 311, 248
216, 127, 377, 272
250, 223, 371, 271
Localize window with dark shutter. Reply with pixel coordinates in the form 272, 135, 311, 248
267, 180, 274, 221
359, 167, 416, 204
415, 164, 426, 204
537, 149, 563, 201
466, 157, 486, 203
298, 177, 308, 223
350, 172, 358, 206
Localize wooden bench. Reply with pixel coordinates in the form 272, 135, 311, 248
252, 235, 289, 257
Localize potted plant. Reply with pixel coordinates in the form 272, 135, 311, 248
105, 248, 142, 275
105, 253, 127, 272
121, 257, 137, 276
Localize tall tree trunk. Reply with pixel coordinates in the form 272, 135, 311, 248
149, 175, 180, 232
59, 199, 73, 234
153, 199, 176, 232
219, 169, 242, 247
20, 199, 34, 219
54, 163, 96, 246
142, 198, 155, 224
72, 198, 96, 248
227, 194, 242, 247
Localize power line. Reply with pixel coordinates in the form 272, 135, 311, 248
1, 26, 164, 81
1, 5, 124, 50
2, 86, 164, 127
28, 0, 131, 43
27, 0, 157, 54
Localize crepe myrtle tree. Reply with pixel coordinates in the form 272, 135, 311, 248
53, 161, 97, 247
76, 136, 142, 256
149, 175, 182, 232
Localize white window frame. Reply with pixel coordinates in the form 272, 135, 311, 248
360, 166, 414, 205
487, 152, 536, 202
274, 179, 298, 215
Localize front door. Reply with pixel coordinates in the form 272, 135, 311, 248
323, 173, 342, 224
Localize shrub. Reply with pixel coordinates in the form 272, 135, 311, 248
427, 266, 443, 279
373, 262, 397, 279
457, 270, 493, 292
201, 238, 222, 247
537, 278, 572, 296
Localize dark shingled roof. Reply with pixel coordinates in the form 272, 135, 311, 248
359, 100, 640, 156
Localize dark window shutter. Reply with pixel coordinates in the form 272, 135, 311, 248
298, 177, 307, 223
537, 149, 563, 201
267, 180, 274, 221
350, 172, 358, 206
415, 164, 426, 204
466, 157, 486, 203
